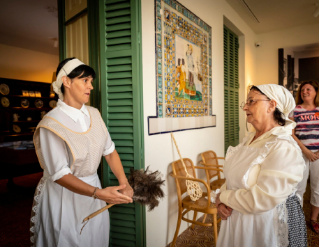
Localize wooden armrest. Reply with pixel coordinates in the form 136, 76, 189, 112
199, 162, 223, 168
170, 173, 210, 193
216, 157, 225, 160
194, 166, 223, 173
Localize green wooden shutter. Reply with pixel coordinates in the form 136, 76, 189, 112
224, 25, 239, 153
98, 0, 145, 246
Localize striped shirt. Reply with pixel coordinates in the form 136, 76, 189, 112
290, 105, 319, 152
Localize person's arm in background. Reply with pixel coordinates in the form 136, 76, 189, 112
289, 116, 319, 162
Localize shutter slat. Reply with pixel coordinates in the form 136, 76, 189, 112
108, 106, 133, 113
108, 85, 133, 93
108, 71, 132, 79
107, 44, 132, 51
106, 30, 132, 39
108, 92, 133, 99
111, 226, 136, 234
108, 65, 132, 72
106, 16, 131, 25
107, 36, 131, 45
108, 78, 132, 86
106, 23, 131, 32
108, 99, 133, 106
105, 9, 130, 18
106, 2, 130, 11
109, 113, 133, 119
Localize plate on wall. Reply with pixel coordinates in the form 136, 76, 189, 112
0, 84, 9, 95
21, 99, 30, 108
49, 100, 57, 108
1, 97, 10, 107
13, 124, 21, 133
35, 99, 44, 108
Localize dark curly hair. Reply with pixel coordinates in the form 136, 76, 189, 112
249, 85, 286, 126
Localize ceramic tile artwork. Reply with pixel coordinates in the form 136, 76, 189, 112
155, 0, 212, 119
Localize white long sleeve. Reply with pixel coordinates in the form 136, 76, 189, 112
220, 143, 304, 214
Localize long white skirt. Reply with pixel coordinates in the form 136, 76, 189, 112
30, 172, 109, 247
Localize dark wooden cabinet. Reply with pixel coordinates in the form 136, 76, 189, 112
0, 78, 58, 142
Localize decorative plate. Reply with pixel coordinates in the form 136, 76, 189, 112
13, 124, 21, 133
1, 97, 10, 107
0, 84, 9, 95
49, 100, 57, 108
35, 99, 43, 108
21, 99, 29, 108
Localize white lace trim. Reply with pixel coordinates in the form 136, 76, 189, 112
273, 200, 289, 247
30, 176, 47, 246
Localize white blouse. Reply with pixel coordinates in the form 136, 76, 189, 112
219, 125, 304, 215
39, 100, 115, 181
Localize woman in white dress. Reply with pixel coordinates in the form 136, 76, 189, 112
30, 58, 133, 247
216, 84, 307, 247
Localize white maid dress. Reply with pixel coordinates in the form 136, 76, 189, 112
30, 100, 115, 247
217, 124, 307, 247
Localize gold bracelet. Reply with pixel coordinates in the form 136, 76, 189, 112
92, 187, 99, 200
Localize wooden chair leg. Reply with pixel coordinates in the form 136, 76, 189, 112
202, 213, 207, 223
213, 213, 218, 246
191, 211, 198, 229
171, 209, 183, 247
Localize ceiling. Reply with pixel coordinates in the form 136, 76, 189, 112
0, 0, 59, 55
226, 0, 319, 34
0, 0, 318, 55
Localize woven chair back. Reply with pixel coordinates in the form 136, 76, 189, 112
201, 151, 219, 178
172, 158, 196, 195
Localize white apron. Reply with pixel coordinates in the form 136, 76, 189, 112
30, 107, 110, 247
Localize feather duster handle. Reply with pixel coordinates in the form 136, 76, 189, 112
170, 132, 202, 201
81, 167, 165, 234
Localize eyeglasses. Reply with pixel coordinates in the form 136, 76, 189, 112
240, 99, 270, 109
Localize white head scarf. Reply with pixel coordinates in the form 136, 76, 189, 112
52, 58, 85, 100
256, 84, 296, 128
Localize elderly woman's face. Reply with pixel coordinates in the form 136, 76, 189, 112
243, 90, 272, 126
301, 84, 317, 103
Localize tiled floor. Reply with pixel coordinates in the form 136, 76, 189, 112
167, 181, 318, 247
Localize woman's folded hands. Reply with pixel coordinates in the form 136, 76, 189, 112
215, 193, 233, 220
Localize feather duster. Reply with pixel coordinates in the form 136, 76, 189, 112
81, 166, 165, 233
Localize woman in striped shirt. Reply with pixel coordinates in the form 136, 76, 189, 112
289, 80, 319, 233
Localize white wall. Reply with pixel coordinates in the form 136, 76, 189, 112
141, 0, 257, 246
255, 23, 319, 86
0, 43, 59, 83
